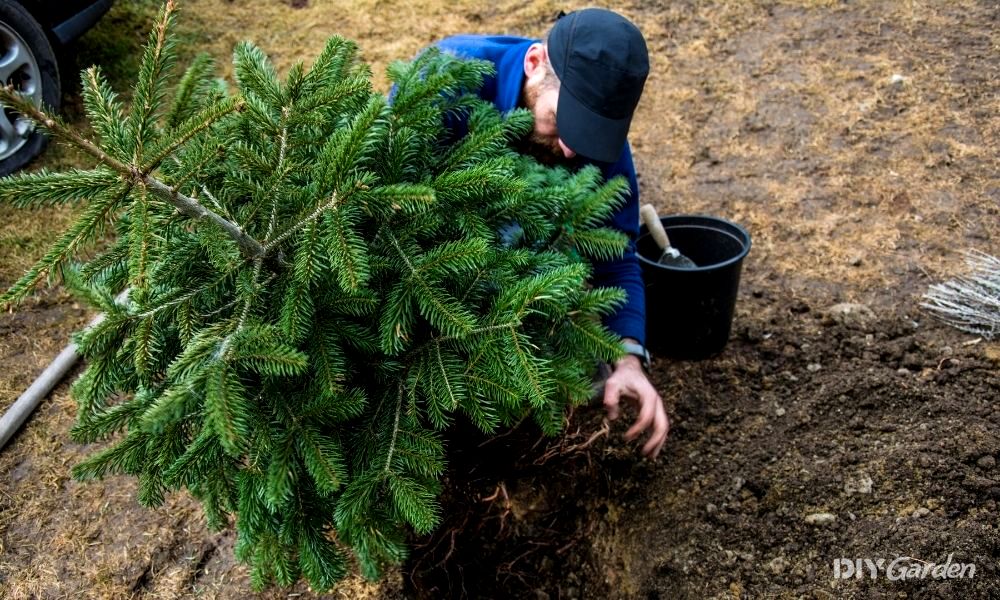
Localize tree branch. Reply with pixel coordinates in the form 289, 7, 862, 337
0, 86, 273, 264
142, 177, 266, 260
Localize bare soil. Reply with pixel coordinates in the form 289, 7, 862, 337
1, 1, 997, 598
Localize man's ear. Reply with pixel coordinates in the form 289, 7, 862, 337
523, 43, 548, 82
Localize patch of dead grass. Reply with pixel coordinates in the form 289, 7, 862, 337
630, 0, 997, 304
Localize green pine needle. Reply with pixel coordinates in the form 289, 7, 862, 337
2, 3, 641, 592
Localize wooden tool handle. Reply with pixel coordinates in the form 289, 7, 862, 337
639, 204, 671, 251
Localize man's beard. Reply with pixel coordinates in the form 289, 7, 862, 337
518, 82, 578, 167
512, 133, 570, 166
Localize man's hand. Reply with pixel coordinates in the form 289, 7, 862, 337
602, 350, 669, 459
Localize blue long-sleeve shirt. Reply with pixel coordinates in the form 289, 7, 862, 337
436, 35, 646, 345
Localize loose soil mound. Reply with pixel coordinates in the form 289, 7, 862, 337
409, 305, 1000, 599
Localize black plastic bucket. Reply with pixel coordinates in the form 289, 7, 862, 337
637, 215, 751, 360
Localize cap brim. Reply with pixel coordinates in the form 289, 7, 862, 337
556, 85, 631, 163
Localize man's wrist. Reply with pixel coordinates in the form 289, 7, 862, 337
620, 338, 651, 372
615, 353, 644, 370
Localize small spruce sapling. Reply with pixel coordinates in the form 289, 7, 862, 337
0, 1, 631, 590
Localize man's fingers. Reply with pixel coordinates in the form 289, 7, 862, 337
602, 379, 622, 421
642, 401, 669, 459
603, 367, 671, 459
625, 390, 656, 441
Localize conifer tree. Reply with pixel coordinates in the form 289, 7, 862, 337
0, 1, 631, 590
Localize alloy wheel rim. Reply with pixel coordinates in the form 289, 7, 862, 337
0, 21, 43, 161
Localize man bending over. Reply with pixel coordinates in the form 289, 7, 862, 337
436, 8, 669, 459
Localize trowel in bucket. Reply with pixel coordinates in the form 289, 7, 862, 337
639, 204, 697, 268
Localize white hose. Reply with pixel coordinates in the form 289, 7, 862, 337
0, 290, 129, 450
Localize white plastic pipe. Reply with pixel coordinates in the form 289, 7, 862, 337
0, 290, 128, 450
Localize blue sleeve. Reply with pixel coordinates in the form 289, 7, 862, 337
590, 142, 646, 345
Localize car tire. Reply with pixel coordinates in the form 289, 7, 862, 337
0, 0, 60, 176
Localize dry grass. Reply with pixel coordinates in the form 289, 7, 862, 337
178, 0, 568, 92
632, 0, 997, 302
0, 0, 996, 597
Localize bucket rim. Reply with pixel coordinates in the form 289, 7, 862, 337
637, 213, 752, 272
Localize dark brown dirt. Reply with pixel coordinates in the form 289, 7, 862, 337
408, 303, 1000, 599
1, 0, 997, 598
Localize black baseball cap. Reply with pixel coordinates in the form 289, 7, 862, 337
547, 8, 649, 163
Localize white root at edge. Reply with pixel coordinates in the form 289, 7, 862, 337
921, 250, 1000, 340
